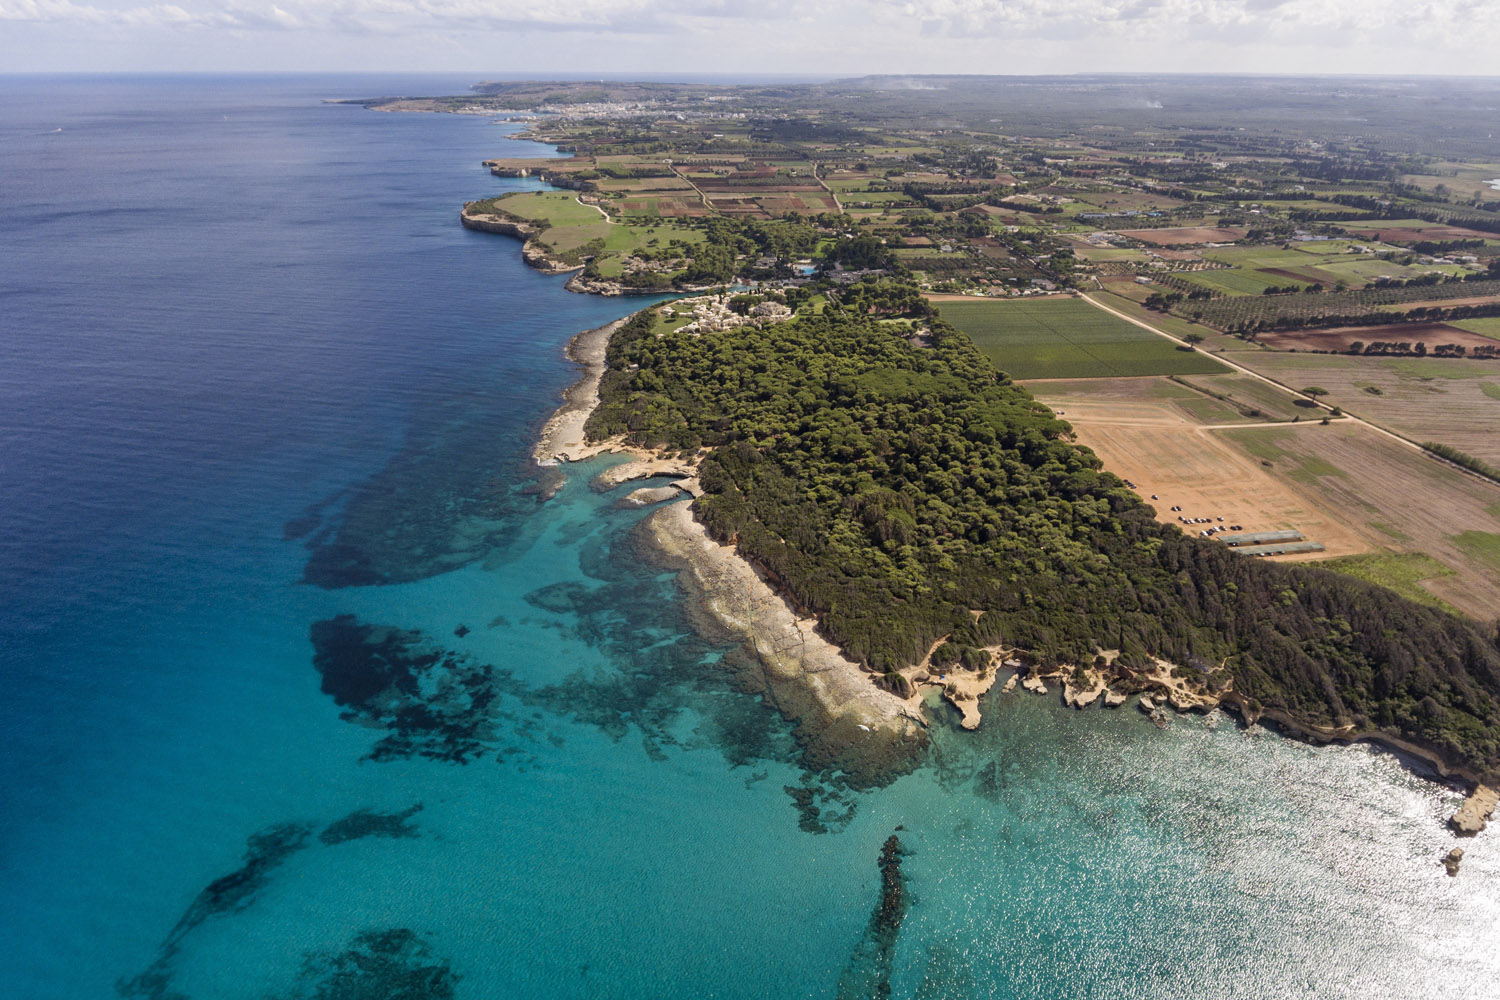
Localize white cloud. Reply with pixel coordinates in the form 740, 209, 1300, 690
0, 0, 804, 31
0, 0, 1495, 71
886, 0, 1497, 42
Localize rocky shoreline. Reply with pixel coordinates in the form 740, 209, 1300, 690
459, 206, 579, 276
531, 317, 630, 468
459, 203, 663, 297
639, 501, 927, 785
525, 299, 1495, 831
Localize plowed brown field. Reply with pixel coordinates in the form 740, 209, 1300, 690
1220, 423, 1500, 618
1257, 323, 1492, 352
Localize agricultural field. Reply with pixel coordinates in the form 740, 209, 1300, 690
937, 297, 1230, 379
1453, 316, 1500, 339
1026, 376, 1249, 427
1398, 163, 1500, 203
1175, 278, 1500, 332
1173, 242, 1464, 291
1218, 422, 1500, 617
1224, 351, 1500, 465
480, 190, 705, 272
1342, 222, 1500, 243
1049, 406, 1371, 560
1254, 322, 1498, 353
1173, 268, 1286, 296
1119, 226, 1247, 245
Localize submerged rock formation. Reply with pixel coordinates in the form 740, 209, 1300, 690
836, 833, 909, 1000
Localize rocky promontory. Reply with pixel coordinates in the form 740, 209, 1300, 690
1450, 785, 1498, 836
459, 204, 581, 275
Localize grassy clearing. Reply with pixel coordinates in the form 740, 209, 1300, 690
1317, 553, 1460, 613
938, 298, 1230, 379
494, 190, 602, 227
1453, 316, 1500, 340
1174, 374, 1309, 421
1226, 427, 1348, 484
1451, 530, 1500, 574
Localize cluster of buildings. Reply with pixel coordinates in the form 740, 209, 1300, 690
664, 296, 793, 334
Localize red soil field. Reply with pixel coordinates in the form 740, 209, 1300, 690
1256, 322, 1495, 352
1348, 225, 1495, 242
1120, 227, 1248, 246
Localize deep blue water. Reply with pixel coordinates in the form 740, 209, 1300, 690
2, 76, 1498, 1000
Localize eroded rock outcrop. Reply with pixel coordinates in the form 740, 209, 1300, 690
1450, 785, 1498, 836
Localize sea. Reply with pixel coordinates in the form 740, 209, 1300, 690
1, 75, 1497, 1000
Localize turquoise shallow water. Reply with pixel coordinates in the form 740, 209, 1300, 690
1, 76, 1497, 999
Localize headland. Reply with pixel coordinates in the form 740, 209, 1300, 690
433, 75, 1500, 831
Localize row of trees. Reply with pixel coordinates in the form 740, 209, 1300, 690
1347, 341, 1498, 359
1178, 278, 1500, 332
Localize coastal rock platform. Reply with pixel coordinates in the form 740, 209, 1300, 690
1450, 785, 1498, 836
532, 318, 630, 467
642, 501, 926, 785
619, 485, 684, 508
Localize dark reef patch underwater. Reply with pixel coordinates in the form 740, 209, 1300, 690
118, 812, 431, 1000
273, 929, 458, 1000
836, 833, 909, 1000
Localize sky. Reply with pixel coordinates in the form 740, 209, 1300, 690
1, 0, 1498, 76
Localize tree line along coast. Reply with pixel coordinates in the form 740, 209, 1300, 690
364, 74, 1500, 850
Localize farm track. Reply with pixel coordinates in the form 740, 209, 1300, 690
813, 165, 843, 213
1077, 293, 1500, 616
581, 198, 618, 224
1082, 293, 1427, 456
672, 166, 714, 212
1085, 291, 1500, 487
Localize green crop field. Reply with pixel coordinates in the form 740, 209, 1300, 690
1454, 316, 1500, 339
937, 298, 1231, 379
1177, 269, 1284, 296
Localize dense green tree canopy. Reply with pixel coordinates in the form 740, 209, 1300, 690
589, 304, 1500, 777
